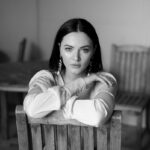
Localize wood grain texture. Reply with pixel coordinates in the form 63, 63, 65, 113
15, 105, 29, 150
111, 44, 150, 113
16, 105, 122, 150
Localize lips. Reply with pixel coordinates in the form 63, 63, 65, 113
71, 64, 81, 68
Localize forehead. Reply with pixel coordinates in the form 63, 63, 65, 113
61, 32, 93, 46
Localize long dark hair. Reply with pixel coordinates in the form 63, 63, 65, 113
49, 18, 103, 73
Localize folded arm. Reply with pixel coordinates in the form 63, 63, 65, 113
63, 72, 117, 127
24, 70, 117, 127
23, 70, 86, 118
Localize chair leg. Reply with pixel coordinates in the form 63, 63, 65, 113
141, 106, 150, 150
145, 102, 150, 131
0, 92, 8, 139
141, 128, 150, 150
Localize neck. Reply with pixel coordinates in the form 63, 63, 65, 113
62, 70, 86, 84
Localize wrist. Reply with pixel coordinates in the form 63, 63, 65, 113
79, 78, 87, 91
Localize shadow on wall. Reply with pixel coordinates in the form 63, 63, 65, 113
29, 42, 43, 61
0, 50, 10, 63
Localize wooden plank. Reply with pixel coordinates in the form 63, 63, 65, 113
0, 86, 28, 92
31, 124, 42, 150
56, 125, 67, 150
115, 104, 142, 112
125, 51, 130, 91
15, 105, 29, 150
135, 52, 140, 92
81, 126, 94, 150
140, 51, 148, 93
110, 111, 121, 150
67, 125, 81, 150
96, 126, 108, 150
119, 50, 125, 90
16, 106, 122, 150
138, 52, 143, 92
131, 51, 136, 92
43, 125, 55, 150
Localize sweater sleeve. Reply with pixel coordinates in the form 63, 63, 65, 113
24, 70, 117, 127
23, 70, 86, 118
62, 72, 117, 127
23, 70, 71, 118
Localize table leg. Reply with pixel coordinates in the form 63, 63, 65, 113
0, 91, 8, 139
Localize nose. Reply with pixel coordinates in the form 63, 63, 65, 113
73, 49, 81, 61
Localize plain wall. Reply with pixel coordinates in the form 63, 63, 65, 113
0, 0, 150, 70
0, 0, 37, 61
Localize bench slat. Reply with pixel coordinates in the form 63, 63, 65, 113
16, 105, 122, 150
97, 126, 108, 150
68, 125, 81, 150
81, 127, 94, 150
31, 125, 42, 150
57, 125, 67, 150
43, 125, 55, 150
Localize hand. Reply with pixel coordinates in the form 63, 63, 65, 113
64, 72, 113, 97
83, 73, 112, 87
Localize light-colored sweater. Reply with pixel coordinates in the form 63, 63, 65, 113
23, 70, 117, 127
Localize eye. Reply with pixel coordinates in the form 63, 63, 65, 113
82, 48, 90, 53
64, 47, 73, 52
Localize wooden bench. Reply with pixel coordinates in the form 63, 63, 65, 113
16, 105, 122, 150
111, 44, 150, 129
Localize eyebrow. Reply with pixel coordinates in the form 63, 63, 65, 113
64, 44, 73, 47
80, 45, 91, 48
64, 44, 91, 48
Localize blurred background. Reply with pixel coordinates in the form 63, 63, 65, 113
0, 0, 150, 150
0, 0, 150, 70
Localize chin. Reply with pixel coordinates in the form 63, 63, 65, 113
70, 69, 84, 75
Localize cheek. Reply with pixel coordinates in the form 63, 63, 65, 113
61, 52, 72, 65
81, 55, 92, 70
82, 53, 93, 64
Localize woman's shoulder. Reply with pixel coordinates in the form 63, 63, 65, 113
96, 71, 117, 86
29, 70, 57, 84
32, 70, 54, 78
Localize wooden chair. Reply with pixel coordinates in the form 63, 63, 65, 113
110, 44, 150, 129
18, 38, 27, 62
16, 105, 122, 150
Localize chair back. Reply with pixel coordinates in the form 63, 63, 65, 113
111, 44, 150, 94
16, 105, 122, 150
18, 38, 27, 62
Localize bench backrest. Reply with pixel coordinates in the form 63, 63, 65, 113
16, 105, 121, 150
111, 44, 150, 94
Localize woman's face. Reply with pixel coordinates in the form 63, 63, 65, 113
60, 32, 95, 76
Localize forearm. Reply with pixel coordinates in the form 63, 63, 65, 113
23, 88, 61, 118
23, 81, 84, 118
63, 97, 112, 127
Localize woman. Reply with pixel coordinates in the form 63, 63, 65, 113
23, 18, 117, 127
